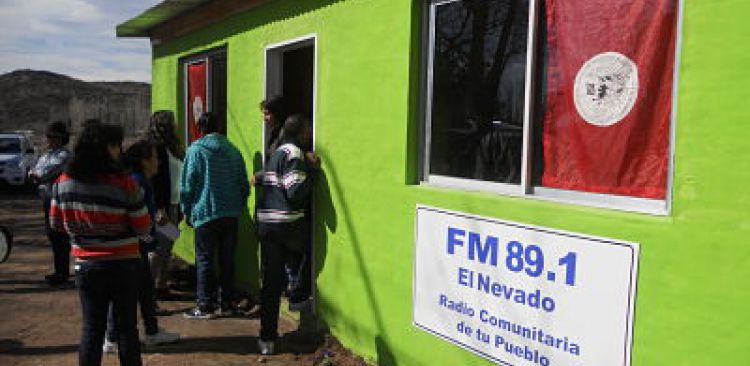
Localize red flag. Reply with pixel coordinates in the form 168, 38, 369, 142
541, 0, 678, 199
187, 61, 208, 144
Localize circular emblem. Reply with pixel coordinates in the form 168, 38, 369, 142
574, 52, 639, 127
192, 96, 204, 123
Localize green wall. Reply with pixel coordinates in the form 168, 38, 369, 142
150, 0, 750, 365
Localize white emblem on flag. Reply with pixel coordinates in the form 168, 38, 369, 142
574, 52, 639, 127
192, 96, 204, 122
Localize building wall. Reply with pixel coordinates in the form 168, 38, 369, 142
150, 0, 750, 365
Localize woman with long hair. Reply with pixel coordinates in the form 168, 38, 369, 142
49, 121, 150, 366
256, 115, 320, 355
102, 140, 180, 354
146, 110, 184, 299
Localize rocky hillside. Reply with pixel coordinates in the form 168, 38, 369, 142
0, 70, 151, 142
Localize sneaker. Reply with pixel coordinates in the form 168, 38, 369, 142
234, 297, 255, 312
288, 297, 311, 312
257, 339, 274, 355
143, 329, 180, 346
102, 339, 117, 354
246, 304, 262, 318
183, 306, 215, 319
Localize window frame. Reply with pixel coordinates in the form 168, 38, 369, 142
420, 0, 684, 216
180, 46, 228, 144
263, 34, 319, 162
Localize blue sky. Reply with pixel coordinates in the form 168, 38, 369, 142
0, 0, 160, 82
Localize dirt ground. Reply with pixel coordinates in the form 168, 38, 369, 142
0, 189, 368, 366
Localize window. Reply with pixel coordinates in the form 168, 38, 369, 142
0, 138, 21, 154
423, 0, 681, 214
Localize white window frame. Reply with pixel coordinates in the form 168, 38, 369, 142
181, 46, 227, 144
263, 34, 318, 160
182, 57, 210, 145
421, 0, 684, 216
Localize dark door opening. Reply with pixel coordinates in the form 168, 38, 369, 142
265, 37, 317, 313
282, 46, 314, 121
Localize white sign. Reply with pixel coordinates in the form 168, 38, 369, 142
414, 206, 639, 366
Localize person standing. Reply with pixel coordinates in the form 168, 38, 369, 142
252, 96, 288, 187
29, 121, 72, 286
260, 96, 288, 161
102, 140, 180, 353
146, 110, 184, 299
181, 112, 250, 319
256, 115, 320, 355
256, 96, 312, 309
49, 122, 148, 366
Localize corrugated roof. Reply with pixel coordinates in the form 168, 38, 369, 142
116, 0, 210, 37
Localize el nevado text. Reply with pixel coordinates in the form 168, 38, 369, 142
457, 267, 556, 312
439, 294, 581, 364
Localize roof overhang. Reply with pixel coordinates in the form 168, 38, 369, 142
117, 0, 273, 45
116, 0, 210, 38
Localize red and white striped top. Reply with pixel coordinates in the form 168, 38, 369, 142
49, 173, 152, 261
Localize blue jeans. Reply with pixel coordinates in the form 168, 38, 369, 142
75, 259, 142, 366
106, 250, 158, 341
194, 217, 238, 309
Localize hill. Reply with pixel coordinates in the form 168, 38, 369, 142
0, 70, 151, 141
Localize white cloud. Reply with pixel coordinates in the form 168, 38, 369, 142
0, 0, 106, 39
1, 51, 151, 82
0, 0, 156, 82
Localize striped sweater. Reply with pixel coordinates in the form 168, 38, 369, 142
48, 173, 152, 261
257, 142, 315, 224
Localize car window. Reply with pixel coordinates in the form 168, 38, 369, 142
0, 137, 22, 154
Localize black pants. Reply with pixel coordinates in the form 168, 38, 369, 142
286, 218, 312, 303
285, 249, 312, 303
259, 223, 309, 341
75, 259, 142, 366
44, 198, 70, 277
106, 250, 158, 341
195, 217, 238, 309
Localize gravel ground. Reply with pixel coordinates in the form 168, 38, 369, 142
0, 189, 369, 366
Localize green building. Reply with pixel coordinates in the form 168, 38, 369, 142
118, 0, 749, 365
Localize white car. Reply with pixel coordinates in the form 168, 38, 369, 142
0, 133, 38, 186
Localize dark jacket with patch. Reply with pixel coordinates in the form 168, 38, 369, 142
257, 140, 315, 242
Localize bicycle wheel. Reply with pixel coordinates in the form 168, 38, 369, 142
0, 226, 12, 263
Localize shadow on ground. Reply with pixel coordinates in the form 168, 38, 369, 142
0, 339, 78, 356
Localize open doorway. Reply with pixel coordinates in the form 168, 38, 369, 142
265, 35, 317, 312
265, 36, 315, 137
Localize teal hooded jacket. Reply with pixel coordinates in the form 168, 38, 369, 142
180, 133, 249, 227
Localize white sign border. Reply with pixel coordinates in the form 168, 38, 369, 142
412, 204, 640, 366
